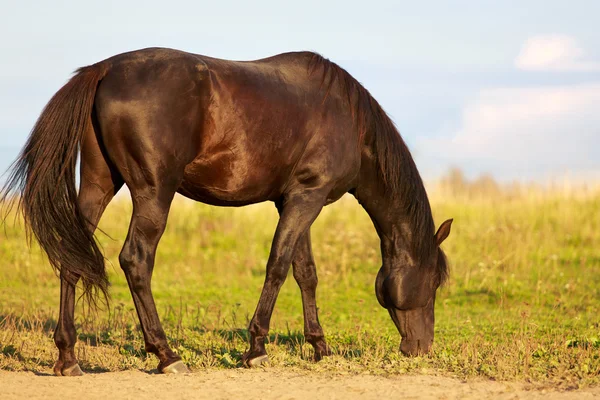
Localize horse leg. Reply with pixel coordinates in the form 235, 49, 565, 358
275, 201, 331, 361
118, 184, 188, 374
53, 271, 82, 376
53, 131, 123, 376
243, 191, 328, 367
291, 231, 332, 361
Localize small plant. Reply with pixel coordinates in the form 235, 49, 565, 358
1, 184, 599, 388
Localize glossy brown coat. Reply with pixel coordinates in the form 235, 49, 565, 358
1, 48, 451, 374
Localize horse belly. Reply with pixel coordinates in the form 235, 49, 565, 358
177, 154, 285, 206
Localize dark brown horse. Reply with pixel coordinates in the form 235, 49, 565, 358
1, 48, 452, 375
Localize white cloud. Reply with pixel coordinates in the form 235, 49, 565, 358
417, 34, 600, 180
515, 34, 600, 72
418, 84, 600, 179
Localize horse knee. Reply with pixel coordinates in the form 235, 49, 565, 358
293, 263, 318, 291
267, 266, 289, 285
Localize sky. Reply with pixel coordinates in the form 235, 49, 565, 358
1, 0, 599, 183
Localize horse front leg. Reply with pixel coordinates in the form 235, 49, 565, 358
243, 190, 328, 367
291, 231, 332, 361
276, 199, 331, 361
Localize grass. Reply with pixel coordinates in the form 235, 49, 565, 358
0, 185, 599, 388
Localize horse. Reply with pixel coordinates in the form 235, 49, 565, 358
1, 47, 452, 375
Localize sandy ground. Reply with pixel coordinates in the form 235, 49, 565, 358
1, 370, 598, 400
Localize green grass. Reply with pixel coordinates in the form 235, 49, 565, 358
1, 190, 599, 388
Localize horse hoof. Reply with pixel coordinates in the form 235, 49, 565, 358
314, 346, 333, 362
162, 360, 190, 374
314, 351, 332, 362
56, 363, 84, 376
245, 354, 270, 368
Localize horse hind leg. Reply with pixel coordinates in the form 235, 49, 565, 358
105, 134, 188, 373
118, 182, 189, 373
53, 127, 123, 376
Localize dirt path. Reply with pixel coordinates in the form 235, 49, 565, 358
1, 370, 598, 399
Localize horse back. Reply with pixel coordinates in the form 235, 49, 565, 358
93, 48, 359, 206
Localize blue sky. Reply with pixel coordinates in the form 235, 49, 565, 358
1, 0, 599, 182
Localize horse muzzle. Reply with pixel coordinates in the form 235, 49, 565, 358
388, 304, 435, 357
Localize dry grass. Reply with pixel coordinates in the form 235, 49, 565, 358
1, 179, 599, 388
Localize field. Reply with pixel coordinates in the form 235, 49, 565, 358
1, 181, 599, 394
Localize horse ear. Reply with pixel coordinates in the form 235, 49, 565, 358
435, 219, 453, 246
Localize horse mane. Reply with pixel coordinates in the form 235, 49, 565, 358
308, 53, 445, 283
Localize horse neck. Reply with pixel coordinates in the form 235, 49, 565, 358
353, 138, 435, 267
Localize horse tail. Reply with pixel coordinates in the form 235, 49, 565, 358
1, 63, 110, 307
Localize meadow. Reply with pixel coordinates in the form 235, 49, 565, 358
0, 177, 599, 389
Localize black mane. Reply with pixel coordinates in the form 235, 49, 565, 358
308, 54, 445, 282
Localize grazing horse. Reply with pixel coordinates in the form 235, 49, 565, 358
1, 48, 452, 375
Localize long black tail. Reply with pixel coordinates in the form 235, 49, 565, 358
1, 63, 109, 307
